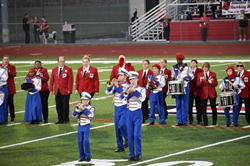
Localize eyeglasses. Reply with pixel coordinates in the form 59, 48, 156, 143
237, 65, 243, 67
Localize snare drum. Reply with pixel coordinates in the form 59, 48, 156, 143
168, 81, 185, 95
218, 91, 237, 107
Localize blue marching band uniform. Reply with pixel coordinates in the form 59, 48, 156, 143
106, 67, 129, 151
72, 92, 95, 162
24, 76, 43, 123
147, 73, 166, 125
172, 63, 193, 125
219, 75, 245, 126
123, 71, 146, 161
0, 67, 9, 124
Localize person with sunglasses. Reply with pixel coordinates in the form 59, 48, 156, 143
236, 62, 250, 125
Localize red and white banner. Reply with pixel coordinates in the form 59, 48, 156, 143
222, 1, 250, 15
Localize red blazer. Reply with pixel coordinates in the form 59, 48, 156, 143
50, 65, 73, 95
238, 70, 250, 98
138, 69, 153, 97
26, 67, 49, 92
0, 64, 16, 95
109, 63, 135, 82
75, 66, 99, 93
189, 68, 203, 96
197, 71, 218, 99
161, 68, 172, 93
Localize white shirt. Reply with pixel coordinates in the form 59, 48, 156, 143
0, 67, 8, 86
128, 86, 146, 111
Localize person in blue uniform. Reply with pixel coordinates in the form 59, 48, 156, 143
147, 64, 166, 125
219, 65, 245, 127
72, 92, 95, 162
0, 66, 9, 124
24, 68, 43, 124
172, 53, 193, 126
123, 71, 146, 161
106, 67, 129, 152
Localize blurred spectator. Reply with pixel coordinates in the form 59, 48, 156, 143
33, 17, 40, 43
41, 16, 49, 43
131, 9, 138, 23
23, 13, 33, 44
199, 12, 210, 42
186, 12, 193, 20
161, 15, 171, 43
239, 10, 248, 41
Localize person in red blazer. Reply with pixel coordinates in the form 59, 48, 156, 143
50, 56, 73, 124
236, 62, 250, 125
189, 59, 203, 125
159, 58, 171, 120
75, 56, 99, 99
1, 55, 16, 123
137, 59, 153, 123
197, 62, 218, 126
109, 55, 135, 82
26, 60, 50, 123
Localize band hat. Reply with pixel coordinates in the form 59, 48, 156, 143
81, 92, 91, 100
152, 64, 161, 70
176, 53, 185, 60
118, 67, 129, 76
225, 65, 235, 72
128, 71, 139, 79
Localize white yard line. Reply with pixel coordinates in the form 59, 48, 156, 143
242, 125, 250, 129
39, 123, 53, 126
126, 134, 250, 166
0, 123, 114, 149
7, 123, 21, 126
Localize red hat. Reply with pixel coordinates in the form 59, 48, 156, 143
225, 65, 235, 72
176, 53, 185, 60
226, 65, 236, 79
152, 64, 161, 70
29, 68, 36, 75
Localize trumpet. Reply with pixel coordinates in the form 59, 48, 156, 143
148, 80, 158, 90
106, 78, 118, 88
124, 84, 136, 97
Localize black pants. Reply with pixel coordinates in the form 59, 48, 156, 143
201, 97, 217, 125
40, 90, 50, 121
142, 97, 149, 122
56, 89, 70, 123
24, 30, 30, 43
7, 94, 15, 120
164, 27, 170, 41
238, 97, 250, 124
189, 91, 202, 123
163, 93, 168, 119
201, 28, 208, 42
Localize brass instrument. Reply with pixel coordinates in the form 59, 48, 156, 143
148, 80, 158, 90
106, 78, 119, 88
106, 81, 113, 88
124, 84, 136, 97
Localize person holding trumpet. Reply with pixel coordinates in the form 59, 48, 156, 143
123, 71, 146, 161
219, 65, 245, 127
147, 64, 166, 125
72, 92, 95, 162
105, 68, 129, 152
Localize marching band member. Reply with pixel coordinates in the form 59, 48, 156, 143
137, 60, 153, 123
109, 55, 135, 83
197, 62, 218, 126
124, 71, 146, 161
105, 68, 129, 152
236, 62, 250, 125
219, 65, 245, 127
0, 66, 8, 124
172, 53, 193, 126
147, 64, 166, 125
24, 68, 43, 124
159, 58, 172, 120
75, 55, 99, 100
72, 92, 95, 162
188, 59, 203, 124
0, 55, 16, 123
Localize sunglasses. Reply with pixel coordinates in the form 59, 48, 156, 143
237, 65, 243, 67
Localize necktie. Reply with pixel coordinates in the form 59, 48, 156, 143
143, 71, 146, 82
238, 72, 241, 77
59, 67, 62, 77
161, 70, 163, 74
205, 72, 208, 81
83, 70, 87, 77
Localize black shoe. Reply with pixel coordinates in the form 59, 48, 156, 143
189, 121, 193, 124
55, 121, 63, 124
159, 121, 166, 125
182, 124, 188, 126
78, 159, 85, 162
234, 124, 238, 127
149, 122, 154, 125
175, 123, 182, 126
142, 120, 145, 123
44, 119, 48, 123
225, 124, 230, 127
35, 121, 40, 124
135, 155, 142, 161
128, 157, 135, 161
124, 140, 128, 148
64, 121, 70, 124
86, 158, 91, 162
115, 148, 124, 152
10, 118, 15, 123
197, 121, 202, 125
203, 123, 208, 126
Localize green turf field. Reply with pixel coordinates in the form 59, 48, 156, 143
0, 56, 250, 166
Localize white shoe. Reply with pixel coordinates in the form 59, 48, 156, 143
166, 40, 170, 43
243, 38, 246, 41
239, 39, 242, 41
